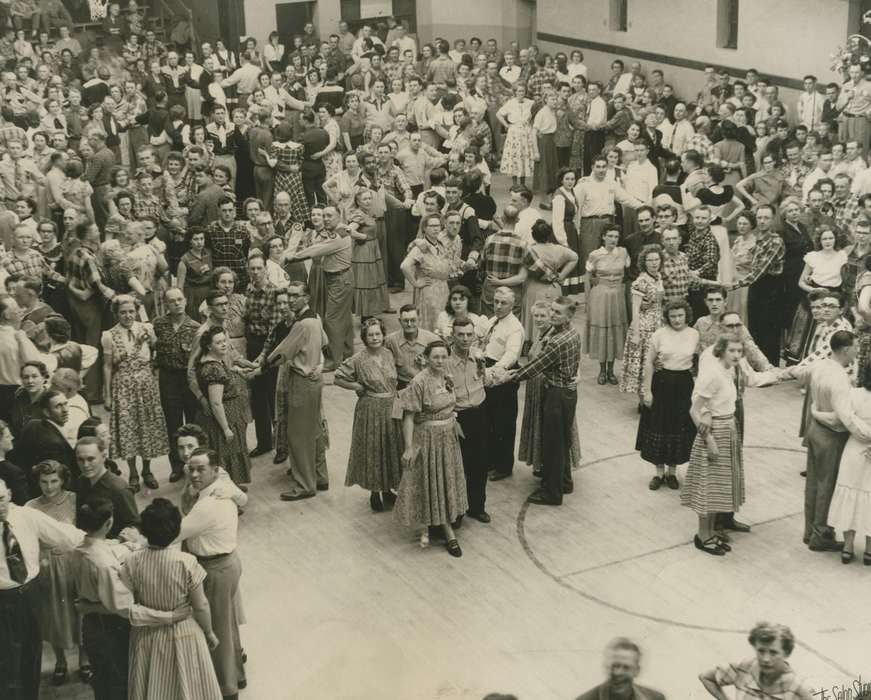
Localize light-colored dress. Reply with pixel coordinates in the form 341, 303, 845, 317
122, 547, 222, 700
727, 234, 756, 320
102, 323, 169, 460
498, 97, 535, 178
394, 369, 468, 527
828, 387, 871, 537
322, 119, 343, 177
619, 273, 664, 395
521, 242, 575, 339
585, 246, 629, 362
26, 492, 78, 650
406, 238, 452, 332
349, 208, 389, 317
336, 348, 403, 492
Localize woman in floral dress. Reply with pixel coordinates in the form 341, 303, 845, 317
334, 318, 403, 513
396, 340, 468, 557
261, 121, 309, 224
496, 82, 536, 185
101, 295, 168, 493
348, 188, 388, 318
194, 327, 251, 487
619, 244, 664, 397
726, 211, 757, 322
317, 104, 343, 178
567, 75, 588, 173
401, 214, 453, 332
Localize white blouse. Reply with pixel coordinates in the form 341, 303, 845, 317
497, 98, 533, 127
532, 106, 557, 135
804, 249, 848, 287
649, 326, 700, 371
693, 359, 738, 417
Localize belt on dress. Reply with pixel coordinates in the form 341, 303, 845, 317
711, 414, 735, 420
581, 214, 612, 219
195, 551, 234, 562
422, 417, 456, 426
365, 391, 394, 398
324, 267, 352, 275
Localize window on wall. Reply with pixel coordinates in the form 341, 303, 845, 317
609, 0, 628, 31
717, 0, 739, 49
341, 0, 417, 32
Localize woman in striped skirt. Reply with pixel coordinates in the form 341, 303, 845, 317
682, 333, 746, 556
121, 499, 223, 700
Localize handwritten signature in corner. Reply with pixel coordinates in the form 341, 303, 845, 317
813, 675, 871, 700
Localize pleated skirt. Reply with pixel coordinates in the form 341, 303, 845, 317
681, 415, 745, 515
635, 369, 696, 466
585, 279, 627, 361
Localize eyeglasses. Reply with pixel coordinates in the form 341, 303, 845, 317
723, 322, 742, 328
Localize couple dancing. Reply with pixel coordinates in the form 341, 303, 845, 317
805, 329, 871, 564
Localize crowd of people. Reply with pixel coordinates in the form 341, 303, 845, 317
0, 4, 868, 698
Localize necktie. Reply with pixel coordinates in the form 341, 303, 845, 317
3, 521, 28, 584
14, 159, 23, 194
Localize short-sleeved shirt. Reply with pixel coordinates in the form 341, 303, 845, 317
693, 357, 737, 417
398, 368, 456, 422
712, 659, 812, 700
384, 329, 439, 385
803, 249, 848, 288
648, 326, 699, 371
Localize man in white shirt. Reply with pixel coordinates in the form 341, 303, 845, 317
584, 81, 608, 173
0, 295, 41, 423
510, 186, 541, 244
220, 52, 261, 103
483, 286, 524, 481
498, 51, 521, 85
797, 74, 823, 131
666, 102, 695, 156
176, 448, 247, 698
1, 479, 83, 698
804, 149, 835, 200
624, 142, 658, 204
391, 24, 417, 60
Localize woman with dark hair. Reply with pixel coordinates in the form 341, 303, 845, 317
340, 92, 367, 151
736, 151, 787, 208
317, 103, 343, 177
713, 119, 747, 186
699, 622, 813, 698
620, 244, 664, 396
497, 82, 536, 186
101, 294, 168, 493
551, 167, 582, 294
260, 120, 310, 224
521, 219, 578, 339
11, 361, 49, 436
349, 187, 389, 319
638, 300, 699, 490
396, 340, 468, 556
176, 229, 214, 321
194, 326, 251, 487
26, 460, 88, 685
334, 318, 403, 512
683, 334, 746, 556
797, 227, 847, 295
122, 498, 222, 700
532, 90, 558, 207
435, 285, 488, 343
567, 75, 588, 173
263, 30, 285, 72
585, 226, 629, 385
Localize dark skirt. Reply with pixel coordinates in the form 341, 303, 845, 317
561, 218, 583, 294
533, 132, 558, 194
635, 369, 696, 465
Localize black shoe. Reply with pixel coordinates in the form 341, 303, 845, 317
607, 372, 618, 385
532, 469, 542, 478
527, 491, 561, 506
808, 539, 843, 552
800, 470, 807, 477
446, 539, 463, 557
249, 446, 271, 458
467, 510, 491, 523
452, 515, 463, 529
381, 491, 396, 507
722, 518, 751, 533
279, 491, 315, 501
142, 472, 159, 491
370, 492, 384, 511
489, 470, 511, 482
648, 475, 663, 491
665, 474, 680, 490
238, 679, 248, 690
864, 553, 871, 566
694, 535, 726, 556
273, 452, 287, 464
52, 665, 67, 686
597, 370, 606, 385
128, 474, 140, 494
714, 535, 732, 552
317, 483, 329, 491
78, 665, 92, 683
842, 550, 856, 564
563, 483, 574, 495
169, 470, 184, 483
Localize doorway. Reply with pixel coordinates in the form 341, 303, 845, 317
276, 2, 316, 40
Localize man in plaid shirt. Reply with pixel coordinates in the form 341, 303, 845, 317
682, 207, 720, 321
480, 205, 549, 316
508, 297, 581, 506
1, 225, 63, 286
243, 252, 281, 458
661, 228, 690, 304
204, 197, 251, 290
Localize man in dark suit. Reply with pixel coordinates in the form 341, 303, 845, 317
640, 111, 667, 171
11, 390, 78, 492
73, 436, 139, 539
575, 638, 666, 700
299, 108, 329, 207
